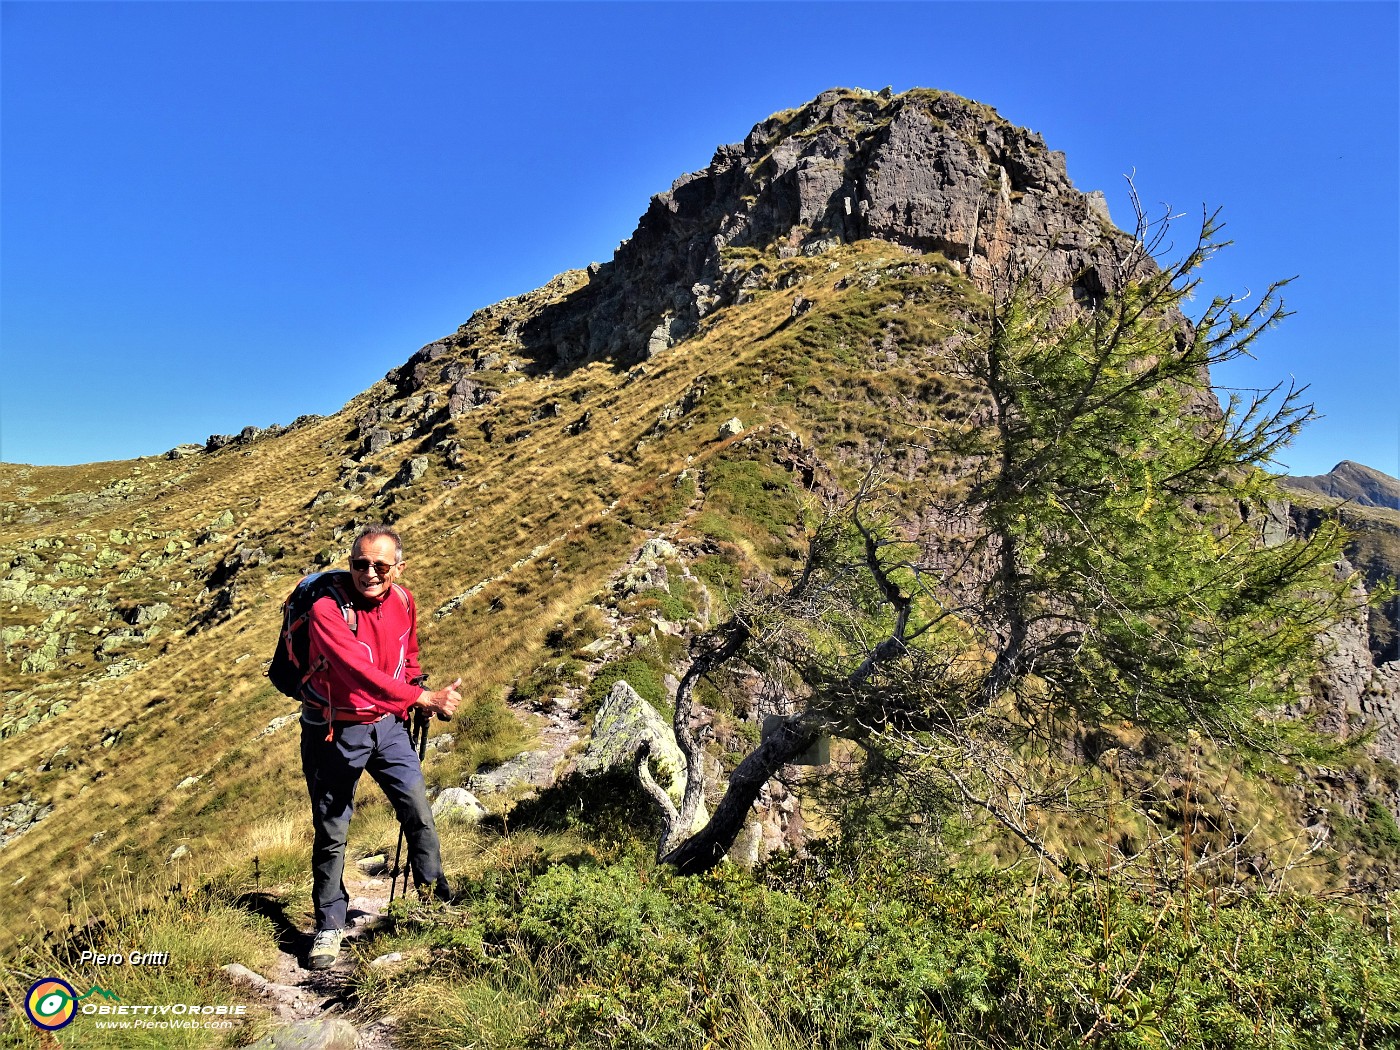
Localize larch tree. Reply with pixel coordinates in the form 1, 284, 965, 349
635, 202, 1357, 875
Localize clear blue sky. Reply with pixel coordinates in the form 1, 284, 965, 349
3, 2, 1396, 479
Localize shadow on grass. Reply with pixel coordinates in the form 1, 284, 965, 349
233, 891, 306, 958
502, 768, 665, 844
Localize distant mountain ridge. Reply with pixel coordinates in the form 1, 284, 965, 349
1281, 460, 1400, 511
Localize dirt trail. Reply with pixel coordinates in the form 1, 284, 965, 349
224, 869, 403, 1048
225, 699, 586, 1047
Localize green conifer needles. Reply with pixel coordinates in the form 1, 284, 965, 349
928, 206, 1355, 744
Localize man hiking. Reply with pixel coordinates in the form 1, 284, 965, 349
298, 523, 460, 970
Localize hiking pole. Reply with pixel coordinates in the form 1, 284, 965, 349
389, 708, 431, 903
390, 676, 432, 904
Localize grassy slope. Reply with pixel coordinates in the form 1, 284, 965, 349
0, 240, 954, 944
4, 237, 1397, 1050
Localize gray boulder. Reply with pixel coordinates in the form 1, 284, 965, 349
132, 602, 171, 626
447, 377, 499, 418
576, 681, 707, 829
379, 456, 430, 494
431, 787, 487, 823
467, 750, 557, 798
364, 427, 393, 455
618, 537, 677, 597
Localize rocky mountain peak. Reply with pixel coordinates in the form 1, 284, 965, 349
513, 87, 1127, 370
1281, 460, 1400, 511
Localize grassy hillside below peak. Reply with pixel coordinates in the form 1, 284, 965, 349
0, 239, 973, 944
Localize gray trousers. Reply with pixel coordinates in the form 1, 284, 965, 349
300, 714, 448, 931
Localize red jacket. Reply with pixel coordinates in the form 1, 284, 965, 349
305, 583, 423, 723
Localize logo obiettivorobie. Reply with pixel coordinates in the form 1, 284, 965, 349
24, 978, 120, 1030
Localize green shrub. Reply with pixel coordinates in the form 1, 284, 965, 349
378, 844, 1399, 1050
692, 548, 744, 597
583, 656, 668, 713
1360, 798, 1400, 857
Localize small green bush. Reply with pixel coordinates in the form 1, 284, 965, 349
379, 844, 1400, 1050
692, 549, 744, 597
583, 656, 668, 714
1360, 798, 1400, 857
621, 587, 692, 623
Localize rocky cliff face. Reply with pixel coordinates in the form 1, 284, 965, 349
1283, 475, 1400, 762
514, 87, 1127, 370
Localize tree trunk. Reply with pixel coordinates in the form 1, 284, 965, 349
661, 715, 818, 875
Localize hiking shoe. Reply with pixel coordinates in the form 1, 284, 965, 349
306, 928, 344, 971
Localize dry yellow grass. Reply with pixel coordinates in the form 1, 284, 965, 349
2, 242, 928, 946
1, 235, 1350, 951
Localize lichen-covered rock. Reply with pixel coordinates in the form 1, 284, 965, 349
467, 750, 557, 798
618, 537, 677, 597
575, 681, 695, 815
0, 796, 53, 847
379, 456, 430, 495
132, 602, 172, 626
261, 714, 295, 737
363, 427, 393, 456
432, 787, 487, 823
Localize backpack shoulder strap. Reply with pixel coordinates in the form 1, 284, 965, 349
326, 572, 358, 634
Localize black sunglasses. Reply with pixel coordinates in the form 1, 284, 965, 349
350, 558, 399, 576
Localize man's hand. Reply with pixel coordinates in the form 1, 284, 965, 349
415, 677, 462, 719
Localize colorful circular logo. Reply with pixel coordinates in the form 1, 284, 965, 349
25, 977, 78, 1030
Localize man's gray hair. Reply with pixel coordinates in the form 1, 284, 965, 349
351, 523, 403, 562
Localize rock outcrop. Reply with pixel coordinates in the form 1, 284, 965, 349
575, 680, 707, 831
518, 87, 1130, 369
1277, 469, 1400, 760
361, 87, 1137, 392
